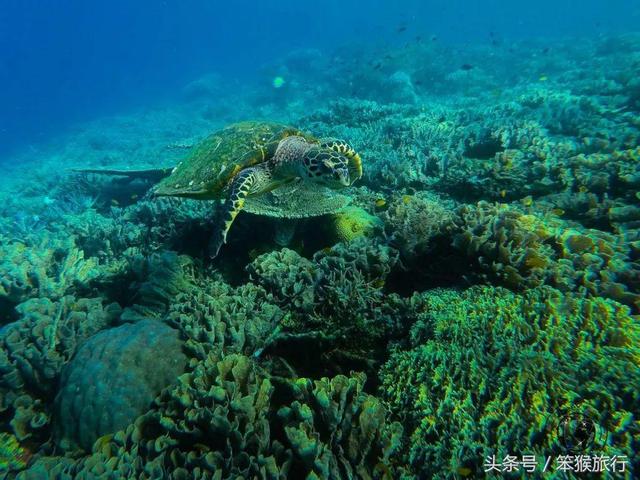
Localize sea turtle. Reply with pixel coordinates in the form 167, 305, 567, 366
74, 121, 362, 257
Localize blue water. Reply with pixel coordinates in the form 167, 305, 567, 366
1, 0, 638, 159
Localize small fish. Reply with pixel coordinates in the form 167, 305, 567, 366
500, 190, 507, 198
375, 198, 387, 208
551, 208, 565, 216
372, 62, 383, 70
130, 194, 138, 200
111, 199, 120, 206
396, 25, 407, 33
460, 63, 474, 71
402, 194, 412, 204
457, 466, 472, 477
542, 47, 550, 54
635, 192, 640, 200
521, 195, 533, 207
272, 76, 285, 88
539, 75, 548, 82
579, 185, 589, 193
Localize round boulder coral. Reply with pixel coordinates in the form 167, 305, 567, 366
328, 206, 382, 243
53, 319, 187, 451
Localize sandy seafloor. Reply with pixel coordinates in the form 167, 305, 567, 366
0, 34, 639, 479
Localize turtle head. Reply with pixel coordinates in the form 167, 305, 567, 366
302, 147, 351, 188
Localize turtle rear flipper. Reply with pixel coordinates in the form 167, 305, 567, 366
72, 167, 174, 182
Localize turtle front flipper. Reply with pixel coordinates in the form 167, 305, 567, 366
209, 165, 273, 259
319, 138, 363, 184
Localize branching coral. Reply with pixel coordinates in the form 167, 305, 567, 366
246, 239, 407, 376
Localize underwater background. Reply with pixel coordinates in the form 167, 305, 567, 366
1, 0, 640, 478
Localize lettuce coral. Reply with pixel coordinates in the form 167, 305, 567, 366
452, 201, 640, 310
0, 235, 100, 305
380, 286, 640, 479
0, 296, 121, 442
246, 239, 407, 375
34, 354, 400, 479
166, 278, 284, 360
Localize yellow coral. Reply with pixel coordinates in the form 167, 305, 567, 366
0, 432, 31, 472
330, 207, 382, 243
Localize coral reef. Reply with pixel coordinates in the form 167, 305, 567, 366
380, 286, 640, 479
0, 432, 33, 473
326, 206, 382, 244
24, 355, 400, 479
1, 31, 639, 480
0, 297, 121, 442
452, 201, 640, 310
0, 235, 100, 305
246, 239, 408, 376
53, 319, 187, 452
166, 278, 284, 360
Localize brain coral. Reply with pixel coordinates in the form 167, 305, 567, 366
380, 285, 640, 479
53, 319, 187, 451
327, 206, 383, 243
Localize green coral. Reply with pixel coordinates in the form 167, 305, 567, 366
0, 235, 100, 304
119, 250, 197, 321
54, 319, 188, 451
328, 206, 383, 243
0, 432, 32, 473
381, 191, 456, 260
452, 201, 640, 310
166, 278, 284, 360
277, 372, 402, 479
247, 239, 407, 375
0, 296, 121, 442
35, 354, 400, 479
380, 286, 640, 479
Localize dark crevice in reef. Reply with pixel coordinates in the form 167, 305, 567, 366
463, 135, 505, 160
263, 336, 382, 379
385, 236, 483, 296
0, 298, 20, 326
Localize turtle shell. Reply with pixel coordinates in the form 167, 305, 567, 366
154, 121, 316, 199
